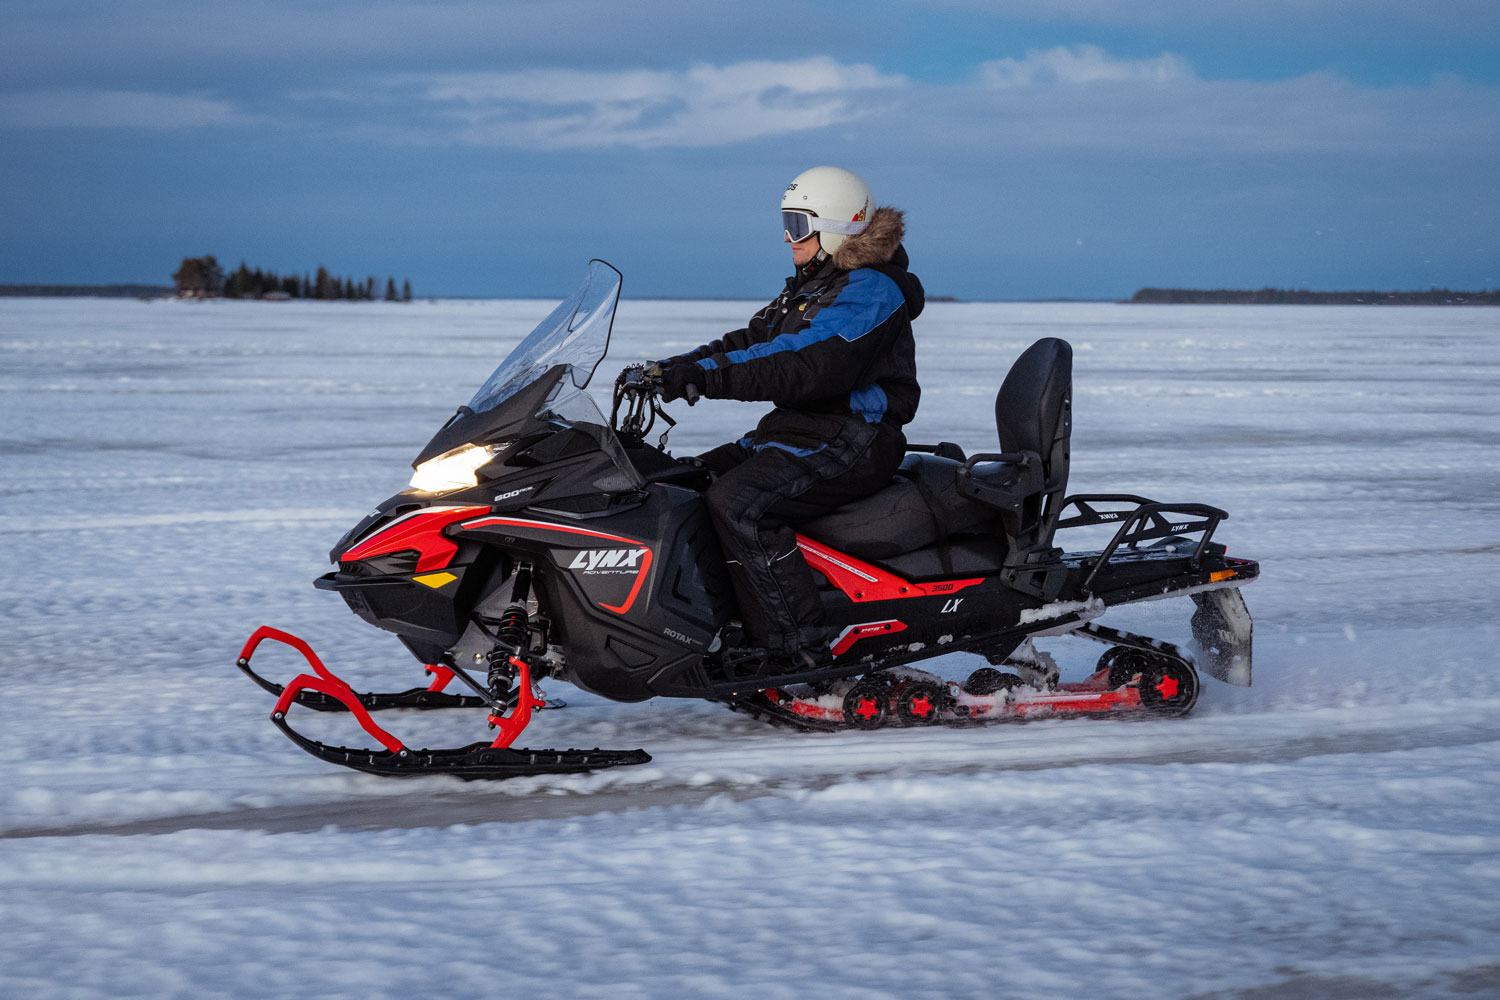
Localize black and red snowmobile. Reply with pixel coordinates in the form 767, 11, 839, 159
240, 260, 1257, 779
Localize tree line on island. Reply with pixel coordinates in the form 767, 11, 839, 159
171, 255, 412, 301
1128, 286, 1498, 305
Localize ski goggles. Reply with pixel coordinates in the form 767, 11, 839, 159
782, 209, 870, 243
782, 210, 817, 243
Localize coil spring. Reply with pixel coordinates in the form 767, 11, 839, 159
494, 603, 528, 650
486, 603, 528, 710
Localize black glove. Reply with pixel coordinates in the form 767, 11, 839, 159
659, 363, 702, 405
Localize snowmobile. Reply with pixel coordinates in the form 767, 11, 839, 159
239, 260, 1257, 779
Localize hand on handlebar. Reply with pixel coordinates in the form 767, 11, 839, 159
658, 363, 701, 406
619, 361, 699, 405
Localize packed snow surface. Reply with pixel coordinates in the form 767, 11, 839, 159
2, 296, 1498, 998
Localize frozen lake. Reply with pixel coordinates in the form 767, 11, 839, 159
2, 294, 1498, 998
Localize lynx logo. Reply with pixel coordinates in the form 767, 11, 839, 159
567, 548, 649, 574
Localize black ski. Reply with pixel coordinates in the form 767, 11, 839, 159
271, 711, 650, 779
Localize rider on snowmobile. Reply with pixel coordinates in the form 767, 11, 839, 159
650, 166, 925, 667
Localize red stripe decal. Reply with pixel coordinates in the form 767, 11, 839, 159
341, 506, 490, 573
597, 547, 653, 614
795, 534, 983, 603
831, 620, 907, 656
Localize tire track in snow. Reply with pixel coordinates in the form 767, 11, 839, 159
8, 718, 1496, 839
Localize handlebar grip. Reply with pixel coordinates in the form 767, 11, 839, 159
684, 384, 700, 405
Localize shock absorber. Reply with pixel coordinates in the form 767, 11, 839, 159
487, 564, 532, 714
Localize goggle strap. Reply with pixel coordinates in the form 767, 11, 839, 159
809, 217, 869, 236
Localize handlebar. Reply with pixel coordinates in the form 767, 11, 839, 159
611, 363, 687, 448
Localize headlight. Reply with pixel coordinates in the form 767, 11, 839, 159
409, 443, 504, 493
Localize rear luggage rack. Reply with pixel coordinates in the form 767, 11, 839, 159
1056, 494, 1228, 593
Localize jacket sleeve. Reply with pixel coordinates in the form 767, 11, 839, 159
660, 298, 779, 366
692, 269, 908, 404
669, 333, 741, 366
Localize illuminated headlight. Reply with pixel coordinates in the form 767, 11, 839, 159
409, 444, 504, 493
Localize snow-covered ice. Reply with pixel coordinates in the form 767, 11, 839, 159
2, 295, 1498, 998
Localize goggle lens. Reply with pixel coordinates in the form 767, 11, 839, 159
782, 210, 816, 243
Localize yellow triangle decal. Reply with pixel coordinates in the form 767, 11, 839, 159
413, 572, 457, 589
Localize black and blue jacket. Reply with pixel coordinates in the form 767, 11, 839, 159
671, 206, 924, 456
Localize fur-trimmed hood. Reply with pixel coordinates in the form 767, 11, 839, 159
824, 205, 923, 320
831, 206, 904, 270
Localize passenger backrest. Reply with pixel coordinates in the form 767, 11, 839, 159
994, 338, 1072, 588
995, 337, 1072, 496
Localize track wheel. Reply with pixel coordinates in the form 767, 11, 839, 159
1138, 656, 1200, 716
962, 668, 1024, 697
842, 678, 890, 730
896, 680, 946, 725
1100, 648, 1151, 689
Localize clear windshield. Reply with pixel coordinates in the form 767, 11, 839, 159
468, 259, 622, 414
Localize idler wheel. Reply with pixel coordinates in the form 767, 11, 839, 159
1139, 656, 1200, 716
1102, 648, 1152, 690
842, 678, 890, 730
962, 667, 1024, 697
895, 680, 946, 725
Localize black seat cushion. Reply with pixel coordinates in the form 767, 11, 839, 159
799, 453, 1003, 560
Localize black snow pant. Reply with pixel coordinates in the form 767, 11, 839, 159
699, 419, 905, 655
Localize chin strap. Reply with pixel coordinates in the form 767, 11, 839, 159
799, 249, 831, 279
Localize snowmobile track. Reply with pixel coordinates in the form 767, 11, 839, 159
7, 720, 1496, 839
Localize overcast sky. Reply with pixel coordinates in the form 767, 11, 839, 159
2, 0, 1497, 298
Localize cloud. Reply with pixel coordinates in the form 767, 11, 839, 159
369, 58, 906, 150
920, 0, 1500, 32
0, 88, 244, 128
295, 48, 1499, 161
12, 46, 1490, 168
979, 46, 1191, 88
903, 49, 1500, 160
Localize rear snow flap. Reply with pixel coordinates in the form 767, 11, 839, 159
1190, 587, 1253, 686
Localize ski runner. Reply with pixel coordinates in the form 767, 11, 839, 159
650, 166, 926, 669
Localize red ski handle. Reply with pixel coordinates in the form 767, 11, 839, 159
273, 673, 406, 753
244, 625, 408, 754
242, 624, 544, 756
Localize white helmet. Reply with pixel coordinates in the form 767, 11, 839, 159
781, 166, 873, 255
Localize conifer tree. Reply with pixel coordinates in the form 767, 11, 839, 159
225, 261, 252, 299
402, 279, 412, 302
384, 278, 398, 302
171, 255, 225, 298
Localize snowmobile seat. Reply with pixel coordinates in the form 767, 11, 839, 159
800, 338, 1072, 597
799, 452, 1001, 561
